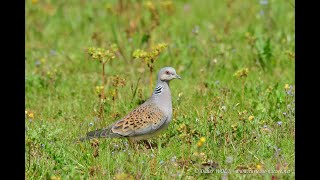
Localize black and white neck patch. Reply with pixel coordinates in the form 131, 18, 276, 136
154, 86, 163, 95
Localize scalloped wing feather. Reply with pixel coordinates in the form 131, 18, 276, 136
110, 103, 167, 137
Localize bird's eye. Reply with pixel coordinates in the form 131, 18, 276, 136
165, 71, 170, 75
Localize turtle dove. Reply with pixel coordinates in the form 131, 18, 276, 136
79, 67, 181, 142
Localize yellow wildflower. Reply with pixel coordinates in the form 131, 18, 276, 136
231, 124, 238, 131
40, 58, 46, 64
105, 3, 112, 11
133, 43, 167, 67
197, 137, 206, 147
87, 45, 118, 63
145, 1, 155, 10
26, 111, 34, 119
31, 0, 38, 5
284, 84, 290, 91
248, 115, 254, 121
161, 0, 174, 14
199, 152, 207, 159
200, 137, 206, 143
234, 68, 249, 78
95, 86, 104, 94
245, 32, 251, 38
111, 76, 126, 87
256, 164, 263, 170
115, 173, 134, 180
50, 175, 61, 180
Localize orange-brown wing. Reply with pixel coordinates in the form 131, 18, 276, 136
110, 103, 166, 137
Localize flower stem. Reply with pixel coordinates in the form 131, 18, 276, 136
149, 66, 153, 94
242, 79, 245, 107
28, 143, 31, 169
99, 63, 106, 121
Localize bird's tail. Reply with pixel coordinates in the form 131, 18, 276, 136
77, 127, 115, 142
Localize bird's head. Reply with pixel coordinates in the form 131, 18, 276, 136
158, 67, 181, 82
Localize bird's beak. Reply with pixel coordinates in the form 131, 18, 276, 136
175, 74, 182, 80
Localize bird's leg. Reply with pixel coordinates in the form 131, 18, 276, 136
142, 140, 154, 152
147, 140, 154, 152
128, 139, 139, 151
134, 143, 139, 151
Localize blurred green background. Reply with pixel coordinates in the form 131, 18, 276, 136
26, 0, 294, 179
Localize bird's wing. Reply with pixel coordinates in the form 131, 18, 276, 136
110, 103, 167, 137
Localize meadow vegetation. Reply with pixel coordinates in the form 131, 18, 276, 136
25, 0, 295, 179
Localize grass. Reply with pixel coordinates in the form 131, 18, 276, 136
25, 0, 295, 179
